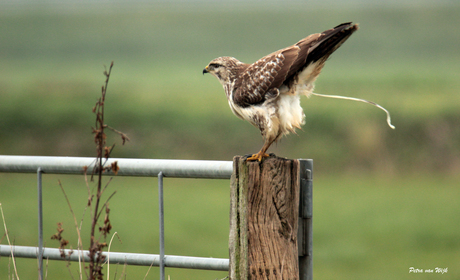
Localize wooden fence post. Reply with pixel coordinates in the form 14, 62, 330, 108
229, 155, 300, 280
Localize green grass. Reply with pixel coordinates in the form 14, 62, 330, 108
314, 173, 460, 279
0, 173, 231, 280
1, 172, 459, 279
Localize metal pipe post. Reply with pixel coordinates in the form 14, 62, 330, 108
158, 171, 165, 280
298, 159, 313, 280
37, 167, 44, 280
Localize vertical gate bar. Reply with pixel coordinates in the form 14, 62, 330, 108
37, 167, 44, 280
158, 171, 165, 280
298, 159, 313, 280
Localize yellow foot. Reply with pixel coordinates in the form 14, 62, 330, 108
245, 152, 270, 162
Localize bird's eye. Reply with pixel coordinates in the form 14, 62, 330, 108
209, 63, 221, 69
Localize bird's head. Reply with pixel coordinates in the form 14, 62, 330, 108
203, 57, 244, 85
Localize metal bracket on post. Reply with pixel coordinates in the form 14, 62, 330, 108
298, 159, 313, 280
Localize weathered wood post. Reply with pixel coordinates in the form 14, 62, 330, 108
230, 155, 307, 280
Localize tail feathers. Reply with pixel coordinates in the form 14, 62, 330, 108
307, 22, 359, 65
283, 23, 358, 89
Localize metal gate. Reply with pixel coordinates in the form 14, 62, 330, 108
0, 155, 312, 280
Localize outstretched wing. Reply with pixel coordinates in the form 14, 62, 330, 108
284, 22, 359, 86
232, 22, 358, 107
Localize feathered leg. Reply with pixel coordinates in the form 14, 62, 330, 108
245, 139, 274, 161
246, 129, 282, 162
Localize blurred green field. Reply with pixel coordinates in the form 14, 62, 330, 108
1, 1, 459, 279
1, 172, 459, 279
1, 2, 459, 173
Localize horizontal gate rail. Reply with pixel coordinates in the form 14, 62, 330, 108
0, 156, 233, 179
0, 245, 229, 271
0, 155, 234, 279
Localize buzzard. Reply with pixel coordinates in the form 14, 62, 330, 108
203, 22, 394, 161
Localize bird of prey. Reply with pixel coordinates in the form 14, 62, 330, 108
203, 22, 393, 161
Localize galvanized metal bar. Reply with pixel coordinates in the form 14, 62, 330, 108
158, 171, 165, 280
298, 159, 313, 280
0, 245, 229, 271
37, 167, 44, 280
0, 156, 233, 179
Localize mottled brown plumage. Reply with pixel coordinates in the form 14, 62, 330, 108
204, 22, 359, 161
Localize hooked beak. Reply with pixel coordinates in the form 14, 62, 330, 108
202, 66, 209, 75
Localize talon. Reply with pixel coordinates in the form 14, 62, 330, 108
242, 154, 253, 161
245, 152, 270, 162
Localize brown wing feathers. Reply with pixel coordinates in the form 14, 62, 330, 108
234, 51, 293, 107
305, 22, 358, 65
233, 22, 358, 107
285, 22, 358, 85
233, 46, 301, 107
